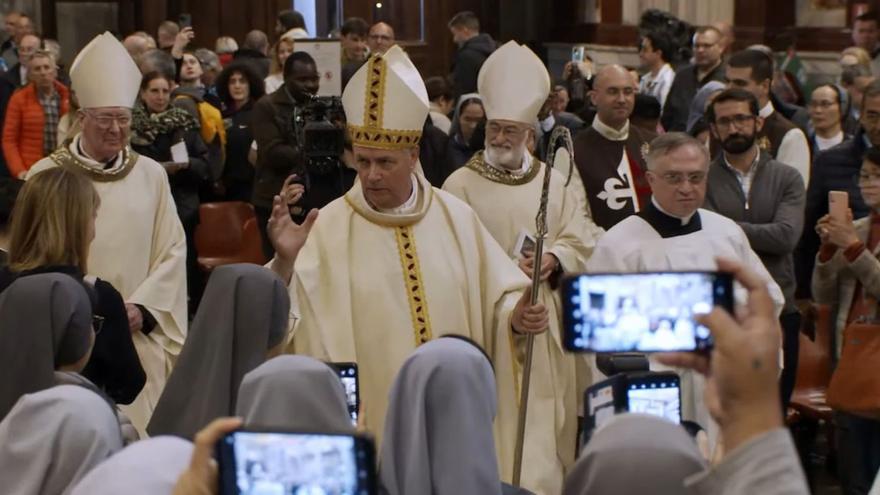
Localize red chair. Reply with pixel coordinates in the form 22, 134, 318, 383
195, 202, 266, 273
789, 304, 834, 421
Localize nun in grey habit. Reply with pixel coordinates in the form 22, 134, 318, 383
147, 263, 290, 439
562, 413, 707, 495
0, 385, 124, 495
69, 436, 194, 495
379, 336, 532, 495
0, 273, 95, 420
236, 354, 354, 432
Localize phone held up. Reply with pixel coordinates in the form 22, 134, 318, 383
217, 428, 377, 495
828, 190, 849, 222
178, 13, 192, 29
329, 362, 359, 426
560, 271, 733, 353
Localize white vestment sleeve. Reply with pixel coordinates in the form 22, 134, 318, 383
776, 128, 810, 188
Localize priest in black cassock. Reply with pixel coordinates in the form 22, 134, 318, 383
586, 132, 784, 454
572, 65, 655, 230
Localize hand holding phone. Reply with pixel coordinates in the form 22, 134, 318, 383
330, 362, 359, 426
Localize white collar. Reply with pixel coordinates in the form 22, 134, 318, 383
592, 115, 629, 141
377, 174, 419, 215
759, 102, 774, 119
539, 114, 556, 133
483, 149, 531, 177
645, 63, 672, 80
652, 196, 695, 226
70, 134, 124, 171
815, 131, 844, 150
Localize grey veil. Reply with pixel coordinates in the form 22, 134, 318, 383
147, 264, 290, 439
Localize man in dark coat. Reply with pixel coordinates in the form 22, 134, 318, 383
448, 11, 496, 98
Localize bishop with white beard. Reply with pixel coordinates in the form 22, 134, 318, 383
444, 41, 603, 495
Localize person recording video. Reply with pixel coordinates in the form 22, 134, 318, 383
251, 51, 354, 257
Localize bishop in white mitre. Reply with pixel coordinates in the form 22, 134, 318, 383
443, 41, 603, 495
28, 33, 188, 434
266, 45, 550, 482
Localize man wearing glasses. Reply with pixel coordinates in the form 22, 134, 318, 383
573, 64, 655, 230
702, 88, 805, 411
587, 131, 784, 454
367, 22, 395, 56
661, 26, 726, 132
27, 32, 188, 437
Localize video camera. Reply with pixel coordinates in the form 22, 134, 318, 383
292, 95, 346, 175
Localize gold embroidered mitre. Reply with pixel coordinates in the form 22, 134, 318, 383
342, 45, 429, 150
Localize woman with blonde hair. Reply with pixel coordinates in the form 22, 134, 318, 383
2, 167, 145, 406
841, 46, 872, 71
265, 37, 295, 94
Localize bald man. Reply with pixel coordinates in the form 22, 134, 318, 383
0, 11, 21, 68
368, 22, 395, 55
572, 64, 655, 230
712, 21, 735, 55
123, 34, 152, 63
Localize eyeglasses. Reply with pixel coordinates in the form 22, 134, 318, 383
487, 123, 526, 139
714, 114, 755, 129
369, 34, 393, 42
92, 315, 105, 335
84, 110, 132, 130
859, 173, 880, 183
657, 171, 707, 185
693, 42, 717, 50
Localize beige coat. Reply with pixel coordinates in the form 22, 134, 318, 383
812, 216, 880, 357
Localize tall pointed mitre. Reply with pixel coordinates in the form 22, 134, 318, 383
342, 45, 429, 150
69, 32, 141, 109
478, 40, 550, 125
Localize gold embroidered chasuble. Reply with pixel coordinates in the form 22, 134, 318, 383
443, 153, 602, 495
285, 172, 529, 481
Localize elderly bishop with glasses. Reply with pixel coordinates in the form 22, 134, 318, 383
586, 131, 784, 455
27, 33, 188, 437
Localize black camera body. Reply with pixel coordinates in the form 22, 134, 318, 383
292, 95, 346, 175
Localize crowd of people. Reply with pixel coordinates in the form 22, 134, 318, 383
0, 4, 877, 495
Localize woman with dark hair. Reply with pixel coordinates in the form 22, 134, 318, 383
447, 94, 486, 170
808, 83, 851, 154
216, 62, 266, 202
131, 71, 211, 312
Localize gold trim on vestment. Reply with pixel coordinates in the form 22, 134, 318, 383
48, 144, 139, 182
364, 54, 387, 130
394, 226, 433, 346
464, 151, 541, 185
347, 123, 422, 150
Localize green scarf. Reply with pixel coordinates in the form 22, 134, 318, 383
131, 101, 199, 146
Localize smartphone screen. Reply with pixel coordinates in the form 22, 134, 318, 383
626, 374, 681, 424
561, 272, 732, 353
178, 13, 192, 28
217, 430, 376, 495
571, 46, 585, 63
330, 362, 359, 426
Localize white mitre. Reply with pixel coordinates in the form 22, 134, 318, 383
70, 32, 141, 109
478, 40, 551, 125
342, 44, 429, 150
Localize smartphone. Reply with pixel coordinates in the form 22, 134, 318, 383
561, 271, 733, 353
626, 372, 681, 424
571, 45, 586, 63
829, 190, 849, 222
217, 429, 377, 495
178, 13, 192, 29
330, 362, 359, 426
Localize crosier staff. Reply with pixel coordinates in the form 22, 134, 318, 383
512, 126, 574, 487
